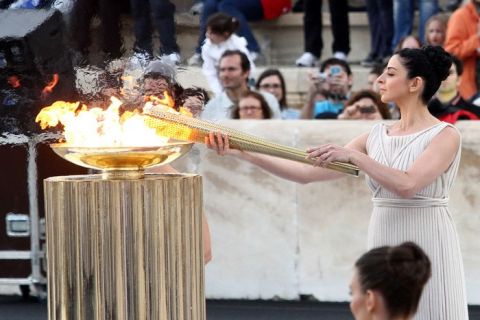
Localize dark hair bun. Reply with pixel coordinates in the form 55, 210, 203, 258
387, 242, 432, 287
422, 45, 452, 82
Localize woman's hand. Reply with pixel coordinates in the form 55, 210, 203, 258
306, 144, 354, 167
205, 132, 243, 157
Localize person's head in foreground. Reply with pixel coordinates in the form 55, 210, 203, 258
377, 46, 452, 106
232, 91, 272, 119
350, 242, 431, 320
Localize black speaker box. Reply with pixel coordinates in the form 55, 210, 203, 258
0, 9, 76, 135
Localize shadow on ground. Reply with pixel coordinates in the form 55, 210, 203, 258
0, 295, 479, 320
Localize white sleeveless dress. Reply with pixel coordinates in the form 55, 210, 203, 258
365, 122, 468, 319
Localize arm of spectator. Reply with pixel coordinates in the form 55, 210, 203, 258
300, 82, 326, 119
444, 12, 480, 59
338, 104, 361, 119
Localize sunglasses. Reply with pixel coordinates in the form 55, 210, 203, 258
239, 106, 262, 112
259, 83, 281, 89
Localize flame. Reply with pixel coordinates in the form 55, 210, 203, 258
36, 92, 194, 147
7, 76, 21, 89
41, 73, 59, 99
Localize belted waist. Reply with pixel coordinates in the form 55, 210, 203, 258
372, 196, 449, 208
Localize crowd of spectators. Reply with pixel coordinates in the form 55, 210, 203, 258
3, 0, 480, 124
184, 0, 480, 124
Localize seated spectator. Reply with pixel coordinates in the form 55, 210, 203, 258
256, 69, 300, 119
428, 56, 480, 123
350, 242, 431, 320
300, 57, 353, 119
188, 0, 292, 66
200, 50, 281, 120
338, 90, 391, 120
395, 35, 422, 51
140, 59, 211, 116
231, 91, 272, 119
424, 14, 448, 47
201, 12, 255, 96
444, 0, 479, 100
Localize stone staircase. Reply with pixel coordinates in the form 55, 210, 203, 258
175, 12, 371, 65
110, 1, 453, 108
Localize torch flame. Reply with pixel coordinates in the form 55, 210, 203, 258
41, 73, 59, 99
36, 92, 194, 147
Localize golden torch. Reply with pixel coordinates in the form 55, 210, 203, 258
142, 105, 360, 176
37, 95, 205, 320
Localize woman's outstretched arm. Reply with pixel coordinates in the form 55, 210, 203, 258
205, 131, 368, 184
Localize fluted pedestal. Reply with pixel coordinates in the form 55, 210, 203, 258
44, 173, 205, 320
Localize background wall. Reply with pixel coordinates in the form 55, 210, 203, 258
174, 120, 480, 304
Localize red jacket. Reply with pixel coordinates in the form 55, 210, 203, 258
261, 0, 292, 20
444, 2, 480, 100
438, 110, 479, 124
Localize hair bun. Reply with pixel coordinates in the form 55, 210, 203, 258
422, 46, 452, 82
387, 242, 432, 286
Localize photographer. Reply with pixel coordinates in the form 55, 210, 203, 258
300, 58, 353, 119
338, 90, 391, 120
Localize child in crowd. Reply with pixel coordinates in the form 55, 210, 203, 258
395, 35, 422, 51
201, 12, 255, 96
424, 14, 448, 47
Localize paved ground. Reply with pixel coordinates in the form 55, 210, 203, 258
1, 294, 480, 320
0, 295, 353, 320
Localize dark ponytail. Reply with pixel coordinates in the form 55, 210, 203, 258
396, 45, 452, 104
355, 242, 431, 318
206, 12, 240, 37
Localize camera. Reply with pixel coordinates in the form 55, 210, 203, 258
359, 105, 377, 114
329, 65, 342, 77
313, 71, 328, 81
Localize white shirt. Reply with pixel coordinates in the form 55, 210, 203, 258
201, 34, 255, 96
200, 91, 282, 121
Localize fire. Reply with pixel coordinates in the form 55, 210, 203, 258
41, 73, 59, 99
35, 92, 194, 147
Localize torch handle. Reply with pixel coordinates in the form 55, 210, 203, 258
144, 108, 360, 176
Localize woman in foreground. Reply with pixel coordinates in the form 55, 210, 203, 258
350, 242, 431, 320
206, 46, 468, 319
